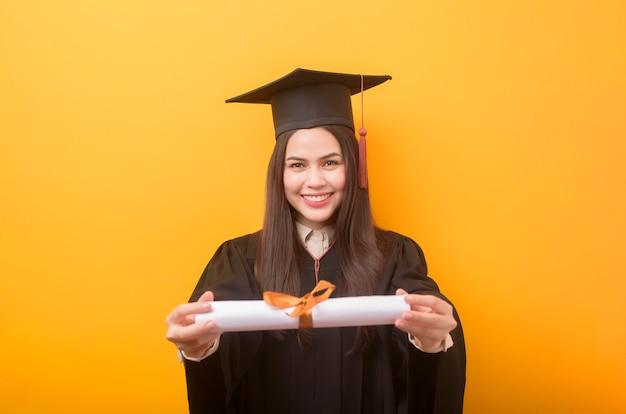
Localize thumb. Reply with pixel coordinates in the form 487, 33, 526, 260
197, 290, 215, 303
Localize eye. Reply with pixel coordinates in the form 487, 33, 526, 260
287, 162, 304, 168
323, 158, 342, 167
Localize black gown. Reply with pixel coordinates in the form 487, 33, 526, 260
184, 230, 466, 414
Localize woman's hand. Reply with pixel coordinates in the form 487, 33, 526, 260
394, 288, 457, 353
165, 291, 221, 359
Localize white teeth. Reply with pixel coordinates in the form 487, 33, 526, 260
303, 194, 330, 202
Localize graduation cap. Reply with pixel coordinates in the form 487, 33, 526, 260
226, 68, 392, 188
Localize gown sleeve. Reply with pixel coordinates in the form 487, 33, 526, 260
381, 231, 467, 414
183, 233, 263, 414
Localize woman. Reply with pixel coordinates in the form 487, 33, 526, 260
166, 69, 466, 413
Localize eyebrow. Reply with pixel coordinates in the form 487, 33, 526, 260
285, 152, 342, 161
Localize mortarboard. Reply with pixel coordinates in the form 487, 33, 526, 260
226, 68, 392, 188
226, 68, 391, 137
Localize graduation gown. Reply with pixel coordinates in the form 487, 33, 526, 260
184, 230, 466, 414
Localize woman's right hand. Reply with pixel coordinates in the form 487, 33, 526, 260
165, 291, 221, 359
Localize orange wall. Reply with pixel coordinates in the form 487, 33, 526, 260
1, 1, 624, 413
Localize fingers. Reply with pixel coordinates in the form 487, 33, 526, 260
167, 318, 216, 341
166, 293, 215, 326
403, 293, 453, 315
165, 291, 221, 353
167, 320, 220, 358
394, 309, 456, 352
167, 318, 218, 346
398, 308, 456, 331
166, 302, 210, 328
393, 291, 457, 351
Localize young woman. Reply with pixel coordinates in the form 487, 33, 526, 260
166, 69, 466, 414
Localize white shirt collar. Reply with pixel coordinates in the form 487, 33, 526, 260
295, 222, 336, 259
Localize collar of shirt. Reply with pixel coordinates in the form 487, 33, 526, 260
294, 222, 336, 259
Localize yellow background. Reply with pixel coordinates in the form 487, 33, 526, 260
1, 1, 624, 413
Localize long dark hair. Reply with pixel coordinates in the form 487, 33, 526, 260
255, 125, 387, 352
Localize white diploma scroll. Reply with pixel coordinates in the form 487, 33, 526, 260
195, 295, 409, 332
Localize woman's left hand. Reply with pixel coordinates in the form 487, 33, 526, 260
394, 288, 457, 353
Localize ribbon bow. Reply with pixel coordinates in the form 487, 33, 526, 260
263, 280, 336, 329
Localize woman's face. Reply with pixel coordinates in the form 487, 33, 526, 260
283, 127, 346, 230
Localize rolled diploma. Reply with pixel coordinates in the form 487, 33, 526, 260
195, 295, 409, 332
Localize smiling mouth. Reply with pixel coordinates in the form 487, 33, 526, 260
302, 194, 331, 202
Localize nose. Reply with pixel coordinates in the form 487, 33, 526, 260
305, 167, 326, 187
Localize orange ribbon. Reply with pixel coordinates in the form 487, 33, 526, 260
263, 280, 336, 329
